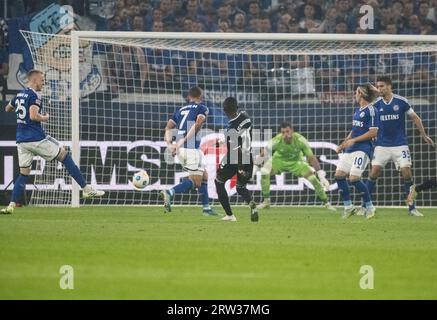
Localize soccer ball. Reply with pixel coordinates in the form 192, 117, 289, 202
132, 170, 150, 189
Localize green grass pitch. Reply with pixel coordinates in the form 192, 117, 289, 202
1, 206, 436, 299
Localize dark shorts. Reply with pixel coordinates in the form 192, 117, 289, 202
216, 163, 253, 187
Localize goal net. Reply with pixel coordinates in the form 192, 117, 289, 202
20, 31, 437, 207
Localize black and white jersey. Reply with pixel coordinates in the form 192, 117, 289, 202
224, 111, 253, 166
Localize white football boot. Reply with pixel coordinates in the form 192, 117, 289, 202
409, 209, 424, 217
221, 214, 237, 222
341, 205, 356, 219
256, 198, 271, 210
82, 185, 105, 199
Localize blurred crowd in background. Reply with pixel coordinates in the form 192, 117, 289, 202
2, 0, 436, 34
0, 0, 436, 99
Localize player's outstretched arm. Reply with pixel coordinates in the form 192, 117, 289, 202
341, 128, 378, 151
29, 105, 49, 122
255, 136, 276, 166
307, 155, 321, 171
254, 147, 266, 167
303, 141, 331, 191
336, 131, 352, 153
409, 112, 435, 148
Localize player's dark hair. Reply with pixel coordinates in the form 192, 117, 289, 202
27, 69, 44, 78
188, 86, 202, 99
223, 97, 239, 114
280, 121, 292, 130
358, 83, 379, 102
376, 75, 392, 85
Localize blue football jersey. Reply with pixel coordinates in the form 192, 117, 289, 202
345, 104, 379, 158
170, 103, 209, 149
10, 88, 47, 143
374, 94, 413, 147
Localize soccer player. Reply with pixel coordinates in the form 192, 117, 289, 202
1, 70, 104, 214
366, 76, 435, 217
160, 86, 215, 215
215, 97, 258, 222
335, 84, 380, 219
407, 178, 437, 205
255, 122, 336, 211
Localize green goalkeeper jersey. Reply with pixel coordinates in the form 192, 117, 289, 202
269, 132, 314, 162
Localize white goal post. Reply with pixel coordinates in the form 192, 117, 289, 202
21, 31, 437, 207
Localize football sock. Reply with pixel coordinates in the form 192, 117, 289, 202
336, 177, 352, 206
351, 180, 372, 206
171, 179, 194, 194
198, 181, 210, 208
62, 154, 87, 188
236, 185, 252, 204
366, 177, 377, 198
11, 174, 29, 203
215, 179, 233, 216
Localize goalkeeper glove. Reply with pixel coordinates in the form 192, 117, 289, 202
254, 155, 265, 167
317, 170, 331, 191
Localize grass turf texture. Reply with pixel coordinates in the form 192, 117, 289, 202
0, 206, 436, 299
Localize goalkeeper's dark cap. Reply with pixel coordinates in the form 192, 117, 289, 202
223, 97, 239, 113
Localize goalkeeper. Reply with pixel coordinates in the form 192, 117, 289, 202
256, 122, 336, 211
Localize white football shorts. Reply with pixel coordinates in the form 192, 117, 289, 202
372, 145, 412, 169
336, 151, 370, 177
177, 147, 206, 176
17, 135, 61, 168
